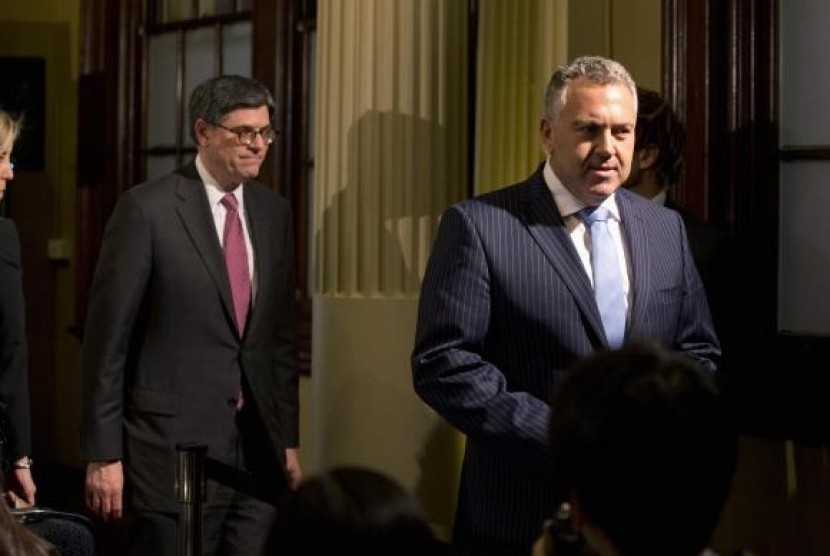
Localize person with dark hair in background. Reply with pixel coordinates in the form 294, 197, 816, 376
623, 86, 731, 349
0, 110, 36, 509
81, 75, 301, 556
533, 341, 737, 556
411, 55, 719, 556
272, 465, 446, 556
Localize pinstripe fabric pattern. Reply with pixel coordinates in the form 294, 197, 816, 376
411, 163, 720, 555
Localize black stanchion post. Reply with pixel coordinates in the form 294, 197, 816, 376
175, 443, 208, 556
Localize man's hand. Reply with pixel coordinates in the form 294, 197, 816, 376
85, 460, 124, 521
284, 448, 302, 490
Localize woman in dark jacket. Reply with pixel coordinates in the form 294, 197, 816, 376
0, 110, 36, 508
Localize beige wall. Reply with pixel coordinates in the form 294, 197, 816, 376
568, 0, 662, 89
609, 0, 662, 90
3, 0, 80, 79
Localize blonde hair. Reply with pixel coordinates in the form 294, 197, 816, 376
0, 501, 59, 556
0, 110, 22, 154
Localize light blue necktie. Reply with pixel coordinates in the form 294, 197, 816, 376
581, 206, 626, 348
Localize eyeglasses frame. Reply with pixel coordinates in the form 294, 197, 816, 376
211, 122, 277, 146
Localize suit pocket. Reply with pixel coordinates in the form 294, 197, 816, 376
654, 282, 681, 298
127, 388, 179, 416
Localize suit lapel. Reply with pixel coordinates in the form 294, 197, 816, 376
173, 168, 237, 330
519, 169, 607, 343
242, 183, 269, 331
616, 190, 651, 333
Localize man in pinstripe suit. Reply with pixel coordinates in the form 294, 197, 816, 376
411, 56, 720, 556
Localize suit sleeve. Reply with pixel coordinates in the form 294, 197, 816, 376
0, 220, 31, 460
272, 206, 299, 448
675, 216, 721, 374
411, 205, 550, 453
81, 191, 153, 461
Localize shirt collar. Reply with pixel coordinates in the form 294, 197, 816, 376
195, 154, 244, 208
652, 187, 669, 206
543, 159, 620, 221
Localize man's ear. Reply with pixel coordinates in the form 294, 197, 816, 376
194, 119, 211, 147
637, 145, 659, 170
540, 117, 555, 156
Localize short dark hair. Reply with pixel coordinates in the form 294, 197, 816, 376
548, 341, 737, 556
272, 465, 445, 555
188, 75, 275, 143
634, 86, 686, 187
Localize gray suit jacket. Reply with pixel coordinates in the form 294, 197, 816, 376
411, 163, 719, 553
81, 162, 298, 511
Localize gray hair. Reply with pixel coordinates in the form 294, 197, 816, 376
543, 55, 637, 121
188, 75, 275, 142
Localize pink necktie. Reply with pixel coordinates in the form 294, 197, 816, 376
221, 193, 251, 336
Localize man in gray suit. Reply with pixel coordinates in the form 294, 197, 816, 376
411, 56, 719, 556
82, 75, 301, 556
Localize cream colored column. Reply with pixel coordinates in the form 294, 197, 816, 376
475, 0, 568, 193
610, 0, 662, 90
312, 0, 468, 539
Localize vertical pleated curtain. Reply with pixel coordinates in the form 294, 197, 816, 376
314, 0, 468, 297
474, 0, 568, 194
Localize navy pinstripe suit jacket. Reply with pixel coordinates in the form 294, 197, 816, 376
411, 163, 720, 554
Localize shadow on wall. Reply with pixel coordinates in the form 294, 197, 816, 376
415, 420, 464, 541
313, 109, 466, 541
315, 109, 462, 296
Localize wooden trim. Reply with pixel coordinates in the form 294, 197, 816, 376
779, 147, 830, 160
662, 0, 685, 123
145, 11, 250, 33
663, 0, 789, 436
252, 0, 312, 375
74, 0, 141, 334
251, 0, 290, 194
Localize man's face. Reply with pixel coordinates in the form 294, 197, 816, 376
540, 78, 636, 206
194, 105, 271, 189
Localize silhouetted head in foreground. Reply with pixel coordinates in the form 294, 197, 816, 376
541, 341, 737, 556
272, 465, 446, 555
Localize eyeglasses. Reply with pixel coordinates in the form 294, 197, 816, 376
212, 123, 277, 146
